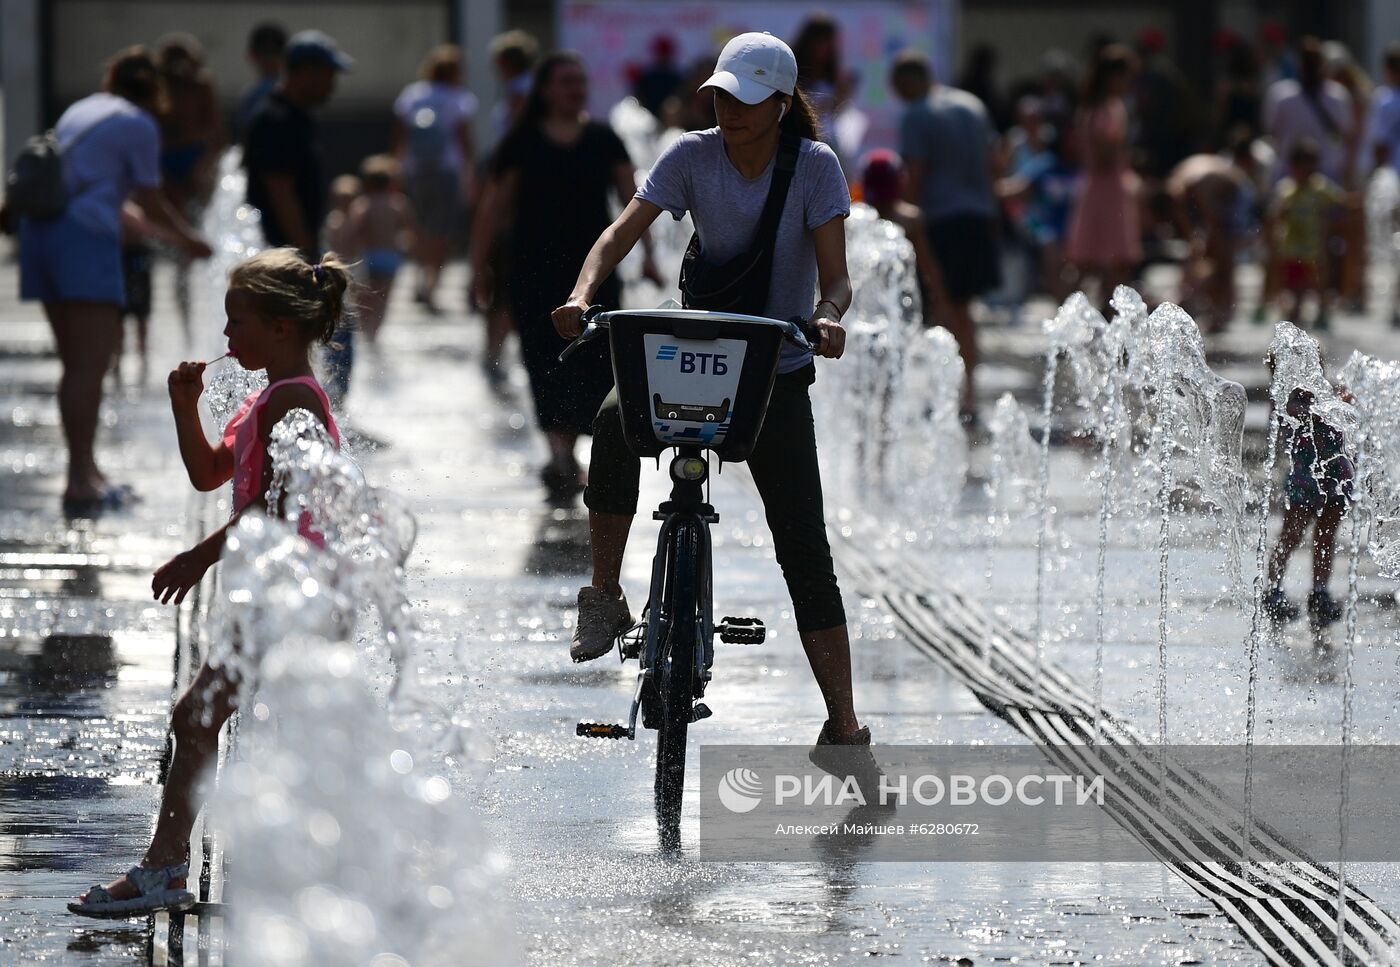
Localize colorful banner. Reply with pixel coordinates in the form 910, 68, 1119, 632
559, 0, 954, 160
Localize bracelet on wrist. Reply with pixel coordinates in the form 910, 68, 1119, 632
815, 299, 843, 320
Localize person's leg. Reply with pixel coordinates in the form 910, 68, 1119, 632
746, 369, 859, 737
47, 301, 122, 499
1266, 504, 1310, 590
545, 430, 579, 475
360, 275, 392, 344
485, 305, 513, 373
1312, 500, 1346, 588
944, 299, 978, 415
83, 662, 237, 900
582, 390, 639, 595
416, 235, 449, 307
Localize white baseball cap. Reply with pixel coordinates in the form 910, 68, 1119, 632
700, 32, 798, 105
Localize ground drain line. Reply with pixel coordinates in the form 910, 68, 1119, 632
835, 542, 1396, 965
879, 584, 1394, 957
1023, 709, 1377, 966
860, 549, 1398, 910
882, 566, 1397, 927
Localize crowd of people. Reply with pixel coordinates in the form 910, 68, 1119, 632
8, 15, 1391, 918
15, 18, 1400, 502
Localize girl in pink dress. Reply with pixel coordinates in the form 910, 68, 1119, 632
1066, 45, 1142, 307
70, 248, 347, 919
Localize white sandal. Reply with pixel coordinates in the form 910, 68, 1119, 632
68, 863, 196, 919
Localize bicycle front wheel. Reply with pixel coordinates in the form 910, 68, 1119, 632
654, 520, 700, 846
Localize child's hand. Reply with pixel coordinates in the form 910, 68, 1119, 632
152, 547, 214, 605
167, 361, 207, 411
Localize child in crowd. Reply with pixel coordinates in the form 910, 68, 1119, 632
115, 202, 156, 387
69, 248, 347, 919
1263, 380, 1353, 629
323, 173, 362, 257
346, 154, 415, 347
858, 150, 945, 327
997, 121, 1078, 312
1267, 139, 1344, 330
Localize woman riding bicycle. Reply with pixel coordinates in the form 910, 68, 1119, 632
552, 32, 872, 750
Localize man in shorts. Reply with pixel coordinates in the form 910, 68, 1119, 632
892, 49, 1000, 423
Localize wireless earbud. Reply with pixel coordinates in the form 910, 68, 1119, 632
779, 102, 788, 121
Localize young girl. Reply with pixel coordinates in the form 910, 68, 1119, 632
70, 248, 347, 918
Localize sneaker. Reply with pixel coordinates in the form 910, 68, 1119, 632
809, 721, 888, 808
570, 586, 632, 662
1308, 589, 1344, 627
1263, 588, 1299, 625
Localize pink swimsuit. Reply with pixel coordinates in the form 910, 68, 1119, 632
223, 376, 341, 538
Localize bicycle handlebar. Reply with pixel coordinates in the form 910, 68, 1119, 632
558, 307, 821, 362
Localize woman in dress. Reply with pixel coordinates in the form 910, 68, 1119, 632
1065, 44, 1141, 309
471, 52, 658, 502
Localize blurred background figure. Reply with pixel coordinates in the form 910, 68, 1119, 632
1258, 20, 1298, 88
238, 21, 286, 135
793, 15, 841, 135
471, 29, 540, 386
346, 155, 416, 350
1166, 133, 1258, 331
632, 35, 682, 121
323, 174, 362, 260
17, 46, 209, 516
393, 44, 476, 315
859, 149, 944, 329
1213, 31, 1262, 142
244, 29, 352, 399
1370, 43, 1400, 179
1264, 37, 1353, 187
1065, 43, 1141, 312
997, 104, 1079, 315
471, 52, 648, 504
959, 43, 1009, 133
488, 29, 540, 145
1266, 138, 1344, 329
156, 33, 224, 340
663, 56, 720, 133
892, 47, 999, 422
1323, 40, 1370, 307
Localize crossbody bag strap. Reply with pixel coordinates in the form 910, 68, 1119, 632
1300, 87, 1341, 138
751, 131, 801, 258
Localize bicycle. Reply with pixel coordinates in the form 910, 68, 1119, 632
561, 306, 817, 847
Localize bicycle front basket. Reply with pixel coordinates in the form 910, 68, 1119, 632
606, 310, 787, 462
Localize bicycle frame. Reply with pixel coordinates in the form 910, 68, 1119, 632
568, 307, 814, 844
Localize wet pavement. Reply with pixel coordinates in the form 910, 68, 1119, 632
8, 253, 1400, 964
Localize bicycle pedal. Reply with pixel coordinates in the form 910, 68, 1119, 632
619, 626, 644, 660
689, 702, 712, 722
576, 722, 633, 740
718, 616, 766, 644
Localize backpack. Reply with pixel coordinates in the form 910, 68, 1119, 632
6, 115, 115, 221
6, 132, 68, 220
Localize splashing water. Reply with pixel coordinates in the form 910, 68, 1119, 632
202, 411, 504, 964
197, 149, 269, 430
1030, 295, 1102, 689
886, 327, 967, 541
219, 639, 513, 967
985, 393, 1038, 592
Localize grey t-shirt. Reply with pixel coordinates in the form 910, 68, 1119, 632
899, 86, 996, 221
637, 128, 850, 373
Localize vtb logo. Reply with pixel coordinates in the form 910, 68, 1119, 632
655, 345, 729, 375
